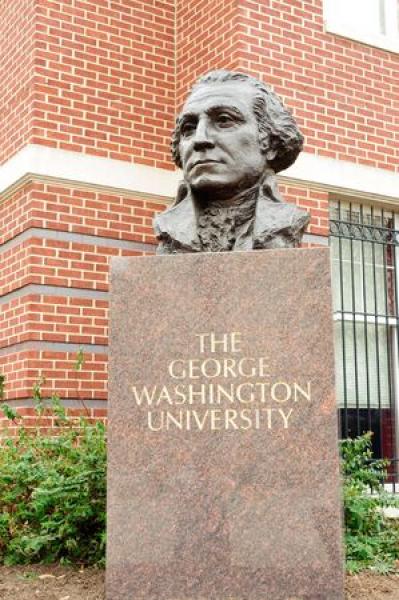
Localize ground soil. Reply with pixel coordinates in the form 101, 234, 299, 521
346, 573, 399, 599
0, 565, 104, 600
0, 566, 399, 599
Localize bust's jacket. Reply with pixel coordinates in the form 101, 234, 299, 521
154, 186, 310, 254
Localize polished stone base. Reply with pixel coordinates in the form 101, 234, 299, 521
107, 248, 344, 600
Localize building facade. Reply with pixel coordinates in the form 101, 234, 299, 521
0, 0, 398, 464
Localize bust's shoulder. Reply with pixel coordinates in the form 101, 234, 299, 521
154, 196, 200, 252
256, 199, 309, 227
254, 198, 310, 248
154, 197, 194, 233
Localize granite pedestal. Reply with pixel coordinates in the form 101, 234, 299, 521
107, 248, 344, 600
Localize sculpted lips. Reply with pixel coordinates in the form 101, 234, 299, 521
190, 159, 223, 171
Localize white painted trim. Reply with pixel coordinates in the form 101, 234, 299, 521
0, 144, 398, 203
323, 0, 399, 54
0, 145, 181, 199
281, 153, 399, 202
325, 22, 399, 54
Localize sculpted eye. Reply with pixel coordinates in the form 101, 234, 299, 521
216, 113, 236, 127
181, 121, 196, 137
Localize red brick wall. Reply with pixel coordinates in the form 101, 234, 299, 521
0, 0, 36, 164
175, 0, 399, 170
237, 0, 399, 171
0, 293, 109, 347
0, 183, 36, 244
2, 1, 398, 169
0, 182, 168, 408
0, 182, 165, 246
0, 0, 176, 169
1, 349, 107, 402
278, 183, 329, 237
32, 0, 175, 169
175, 0, 241, 107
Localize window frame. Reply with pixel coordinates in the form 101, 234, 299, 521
323, 0, 399, 54
329, 199, 399, 465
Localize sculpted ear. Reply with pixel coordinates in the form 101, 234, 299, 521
259, 134, 278, 163
265, 148, 278, 162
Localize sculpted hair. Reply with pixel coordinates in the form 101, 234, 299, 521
171, 70, 304, 174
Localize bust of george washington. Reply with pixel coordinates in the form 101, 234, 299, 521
154, 70, 310, 253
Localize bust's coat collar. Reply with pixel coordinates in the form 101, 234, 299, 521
155, 195, 201, 251
154, 189, 309, 252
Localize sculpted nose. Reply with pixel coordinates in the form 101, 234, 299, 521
192, 118, 214, 151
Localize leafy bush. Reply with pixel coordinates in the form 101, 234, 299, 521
0, 380, 106, 566
341, 433, 399, 574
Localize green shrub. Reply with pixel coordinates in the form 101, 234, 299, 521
341, 433, 399, 573
0, 381, 106, 566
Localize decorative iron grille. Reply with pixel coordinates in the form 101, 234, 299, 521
329, 200, 399, 483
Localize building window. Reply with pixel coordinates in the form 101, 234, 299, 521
323, 0, 399, 53
330, 200, 399, 478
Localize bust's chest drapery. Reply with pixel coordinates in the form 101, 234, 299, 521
154, 192, 310, 255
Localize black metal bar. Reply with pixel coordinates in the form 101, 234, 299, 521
371, 206, 383, 453
349, 202, 360, 435
382, 209, 394, 462
360, 204, 372, 433
390, 215, 399, 485
330, 202, 399, 483
337, 201, 348, 437
329, 219, 399, 246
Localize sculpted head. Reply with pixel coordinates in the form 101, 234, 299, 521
171, 70, 303, 201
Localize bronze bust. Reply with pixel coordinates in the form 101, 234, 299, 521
154, 70, 310, 253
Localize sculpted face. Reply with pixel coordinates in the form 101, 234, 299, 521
178, 82, 268, 201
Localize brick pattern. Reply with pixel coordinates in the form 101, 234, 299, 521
0, 294, 109, 348
0, 183, 35, 244
32, 0, 175, 169
1, 1, 398, 169
175, 0, 398, 170
0, 0, 36, 164
0, 349, 108, 402
0, 237, 144, 296
237, 0, 399, 171
0, 182, 168, 246
27, 182, 165, 243
279, 183, 329, 237
175, 0, 241, 107
0, 180, 168, 405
